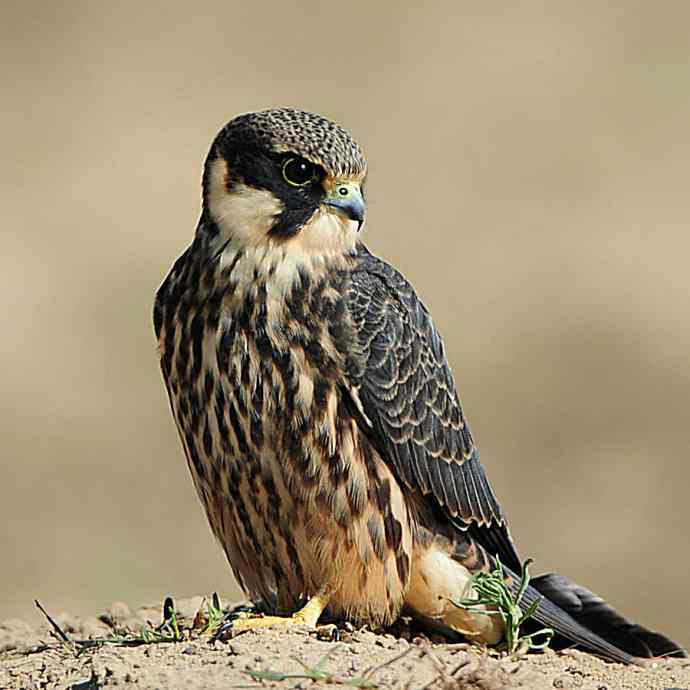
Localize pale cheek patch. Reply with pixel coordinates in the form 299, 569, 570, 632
207, 157, 358, 259
207, 158, 283, 246
285, 207, 359, 259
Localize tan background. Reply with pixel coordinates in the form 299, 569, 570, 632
2, 3, 689, 647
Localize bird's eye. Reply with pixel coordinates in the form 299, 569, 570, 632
282, 158, 317, 187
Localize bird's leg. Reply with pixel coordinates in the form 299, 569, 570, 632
214, 588, 332, 639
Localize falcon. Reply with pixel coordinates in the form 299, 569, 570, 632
154, 108, 685, 662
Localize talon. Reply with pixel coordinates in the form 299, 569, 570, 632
315, 623, 340, 641
211, 590, 331, 640
212, 619, 240, 642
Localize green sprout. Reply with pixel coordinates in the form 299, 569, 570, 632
35, 595, 198, 656
192, 592, 224, 635
205, 592, 224, 633
139, 596, 184, 643
451, 557, 554, 654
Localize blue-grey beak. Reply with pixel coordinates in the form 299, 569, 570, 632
324, 183, 365, 230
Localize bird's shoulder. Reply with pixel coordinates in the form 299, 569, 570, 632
345, 243, 473, 470
349, 244, 425, 311
153, 245, 192, 340
346, 244, 450, 381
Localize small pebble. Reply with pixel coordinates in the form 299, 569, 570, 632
181, 644, 196, 655
552, 674, 583, 689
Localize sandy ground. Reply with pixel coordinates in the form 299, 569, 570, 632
1, 597, 688, 690
3, 5, 690, 649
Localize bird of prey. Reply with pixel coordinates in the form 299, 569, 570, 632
154, 108, 686, 663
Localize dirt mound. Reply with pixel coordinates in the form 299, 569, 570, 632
1, 597, 688, 690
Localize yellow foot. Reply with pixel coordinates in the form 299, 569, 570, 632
213, 591, 330, 640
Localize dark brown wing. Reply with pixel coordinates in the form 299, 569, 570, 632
343, 247, 688, 662
345, 246, 521, 572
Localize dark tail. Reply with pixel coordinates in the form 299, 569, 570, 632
507, 568, 688, 663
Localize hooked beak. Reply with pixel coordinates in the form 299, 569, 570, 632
324, 182, 365, 230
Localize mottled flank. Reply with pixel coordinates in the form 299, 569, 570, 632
154, 108, 687, 662
155, 236, 410, 624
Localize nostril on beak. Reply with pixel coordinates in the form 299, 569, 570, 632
325, 183, 365, 228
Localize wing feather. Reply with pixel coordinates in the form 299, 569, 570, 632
345, 247, 521, 571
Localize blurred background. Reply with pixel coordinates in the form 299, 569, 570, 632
2, 2, 689, 647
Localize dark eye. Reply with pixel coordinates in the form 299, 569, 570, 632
282, 157, 317, 187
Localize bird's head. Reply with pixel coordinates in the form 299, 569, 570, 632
201, 108, 367, 258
